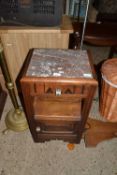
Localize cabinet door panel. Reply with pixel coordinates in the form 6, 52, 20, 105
1, 33, 29, 82
35, 120, 79, 134
29, 33, 69, 49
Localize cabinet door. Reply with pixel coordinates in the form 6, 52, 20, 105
29, 33, 69, 49
1, 33, 29, 83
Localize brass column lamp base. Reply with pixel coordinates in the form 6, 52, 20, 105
0, 43, 28, 132
5, 108, 28, 132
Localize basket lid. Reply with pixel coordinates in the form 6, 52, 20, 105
101, 58, 117, 85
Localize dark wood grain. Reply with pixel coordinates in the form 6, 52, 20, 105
73, 22, 117, 46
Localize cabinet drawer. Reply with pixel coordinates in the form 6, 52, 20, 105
30, 83, 84, 95
35, 120, 79, 134
45, 84, 82, 95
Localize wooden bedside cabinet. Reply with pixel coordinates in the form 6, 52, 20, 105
18, 49, 97, 143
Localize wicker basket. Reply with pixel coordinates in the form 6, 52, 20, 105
100, 58, 117, 122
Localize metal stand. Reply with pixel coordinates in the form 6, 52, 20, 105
80, 0, 90, 49
0, 44, 28, 132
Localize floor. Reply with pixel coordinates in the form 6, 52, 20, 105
0, 46, 117, 175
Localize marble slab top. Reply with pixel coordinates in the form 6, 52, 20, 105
26, 49, 93, 79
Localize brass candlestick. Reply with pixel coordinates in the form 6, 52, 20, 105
0, 44, 28, 132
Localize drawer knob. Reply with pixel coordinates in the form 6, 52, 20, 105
36, 126, 41, 132
55, 88, 61, 96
